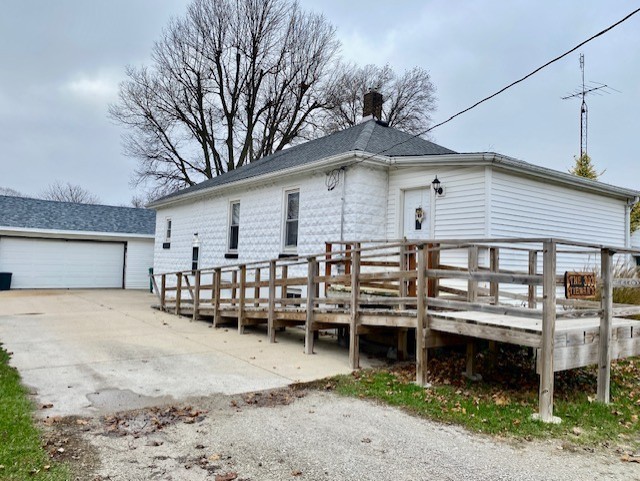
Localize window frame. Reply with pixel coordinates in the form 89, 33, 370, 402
165, 218, 172, 241
282, 189, 300, 252
228, 200, 241, 253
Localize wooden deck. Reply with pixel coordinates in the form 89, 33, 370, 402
152, 238, 640, 423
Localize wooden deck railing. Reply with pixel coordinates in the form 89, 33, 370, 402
150, 237, 640, 423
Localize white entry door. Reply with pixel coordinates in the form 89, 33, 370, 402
0, 237, 125, 289
403, 188, 430, 240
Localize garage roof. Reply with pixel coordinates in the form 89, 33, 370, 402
0, 196, 156, 236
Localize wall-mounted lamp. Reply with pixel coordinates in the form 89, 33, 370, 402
432, 176, 444, 196
192, 233, 200, 247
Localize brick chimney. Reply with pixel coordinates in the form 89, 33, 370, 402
362, 89, 383, 121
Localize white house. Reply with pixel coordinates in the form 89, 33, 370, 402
149, 101, 639, 276
0, 196, 155, 289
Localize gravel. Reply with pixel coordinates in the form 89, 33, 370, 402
85, 391, 639, 481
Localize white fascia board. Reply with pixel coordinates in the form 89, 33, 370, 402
390, 152, 640, 201
0, 227, 155, 242
150, 152, 366, 210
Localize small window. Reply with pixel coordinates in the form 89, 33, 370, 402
165, 218, 172, 241
228, 201, 240, 251
284, 190, 299, 249
192, 246, 199, 271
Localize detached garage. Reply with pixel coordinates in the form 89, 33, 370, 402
0, 195, 156, 289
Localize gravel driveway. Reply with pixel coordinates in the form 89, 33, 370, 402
85, 390, 637, 481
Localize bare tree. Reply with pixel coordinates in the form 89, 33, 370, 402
40, 181, 101, 204
129, 193, 155, 208
321, 64, 436, 135
0, 186, 26, 197
110, 0, 339, 196
110, 0, 437, 197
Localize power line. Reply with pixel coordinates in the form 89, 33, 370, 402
362, 7, 640, 161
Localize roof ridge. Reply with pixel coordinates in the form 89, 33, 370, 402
352, 120, 376, 151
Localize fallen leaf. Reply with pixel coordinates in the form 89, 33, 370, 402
621, 455, 640, 463
361, 438, 371, 443
292, 470, 303, 476
41, 403, 53, 410
215, 473, 238, 481
208, 453, 221, 461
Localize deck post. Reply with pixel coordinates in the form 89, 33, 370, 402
281, 265, 288, 300
416, 244, 428, 386
238, 265, 246, 334
597, 248, 614, 403
254, 268, 261, 307
408, 245, 417, 297
467, 245, 479, 302
192, 269, 201, 321
160, 274, 166, 311
537, 240, 558, 423
345, 244, 352, 276
349, 243, 361, 369
325, 243, 332, 293
528, 251, 538, 309
427, 243, 440, 298
212, 268, 221, 327
490, 247, 499, 305
465, 246, 480, 380
305, 257, 318, 355
397, 243, 408, 360
268, 260, 277, 343
175, 273, 182, 315
231, 269, 238, 301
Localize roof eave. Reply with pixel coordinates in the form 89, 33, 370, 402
0, 226, 155, 240
149, 151, 381, 209
391, 152, 640, 201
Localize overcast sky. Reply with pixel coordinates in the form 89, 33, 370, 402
1, 1, 638, 205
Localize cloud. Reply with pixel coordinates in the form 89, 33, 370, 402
64, 71, 120, 103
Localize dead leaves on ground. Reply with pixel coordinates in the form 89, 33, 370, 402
102, 405, 207, 437
241, 388, 306, 408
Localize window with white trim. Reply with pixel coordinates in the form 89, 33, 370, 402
165, 218, 172, 241
284, 190, 299, 249
228, 201, 240, 251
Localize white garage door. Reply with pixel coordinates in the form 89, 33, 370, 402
0, 237, 125, 289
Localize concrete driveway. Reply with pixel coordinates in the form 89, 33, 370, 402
0, 290, 370, 417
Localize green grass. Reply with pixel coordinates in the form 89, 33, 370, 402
0, 345, 69, 480
330, 347, 640, 448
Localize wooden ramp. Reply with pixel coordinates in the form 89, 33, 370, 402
152, 238, 640, 423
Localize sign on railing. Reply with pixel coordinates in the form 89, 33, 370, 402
564, 271, 597, 299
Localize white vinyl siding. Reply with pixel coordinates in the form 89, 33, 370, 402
491, 170, 626, 244
387, 166, 486, 240
490, 169, 627, 276
0, 237, 124, 289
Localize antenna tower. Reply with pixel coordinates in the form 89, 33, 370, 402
562, 53, 617, 157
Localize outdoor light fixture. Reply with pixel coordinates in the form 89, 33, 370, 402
192, 233, 200, 247
432, 176, 444, 196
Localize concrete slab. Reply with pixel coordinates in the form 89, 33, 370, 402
0, 290, 377, 417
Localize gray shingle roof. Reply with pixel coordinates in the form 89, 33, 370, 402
154, 120, 455, 204
0, 196, 156, 236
